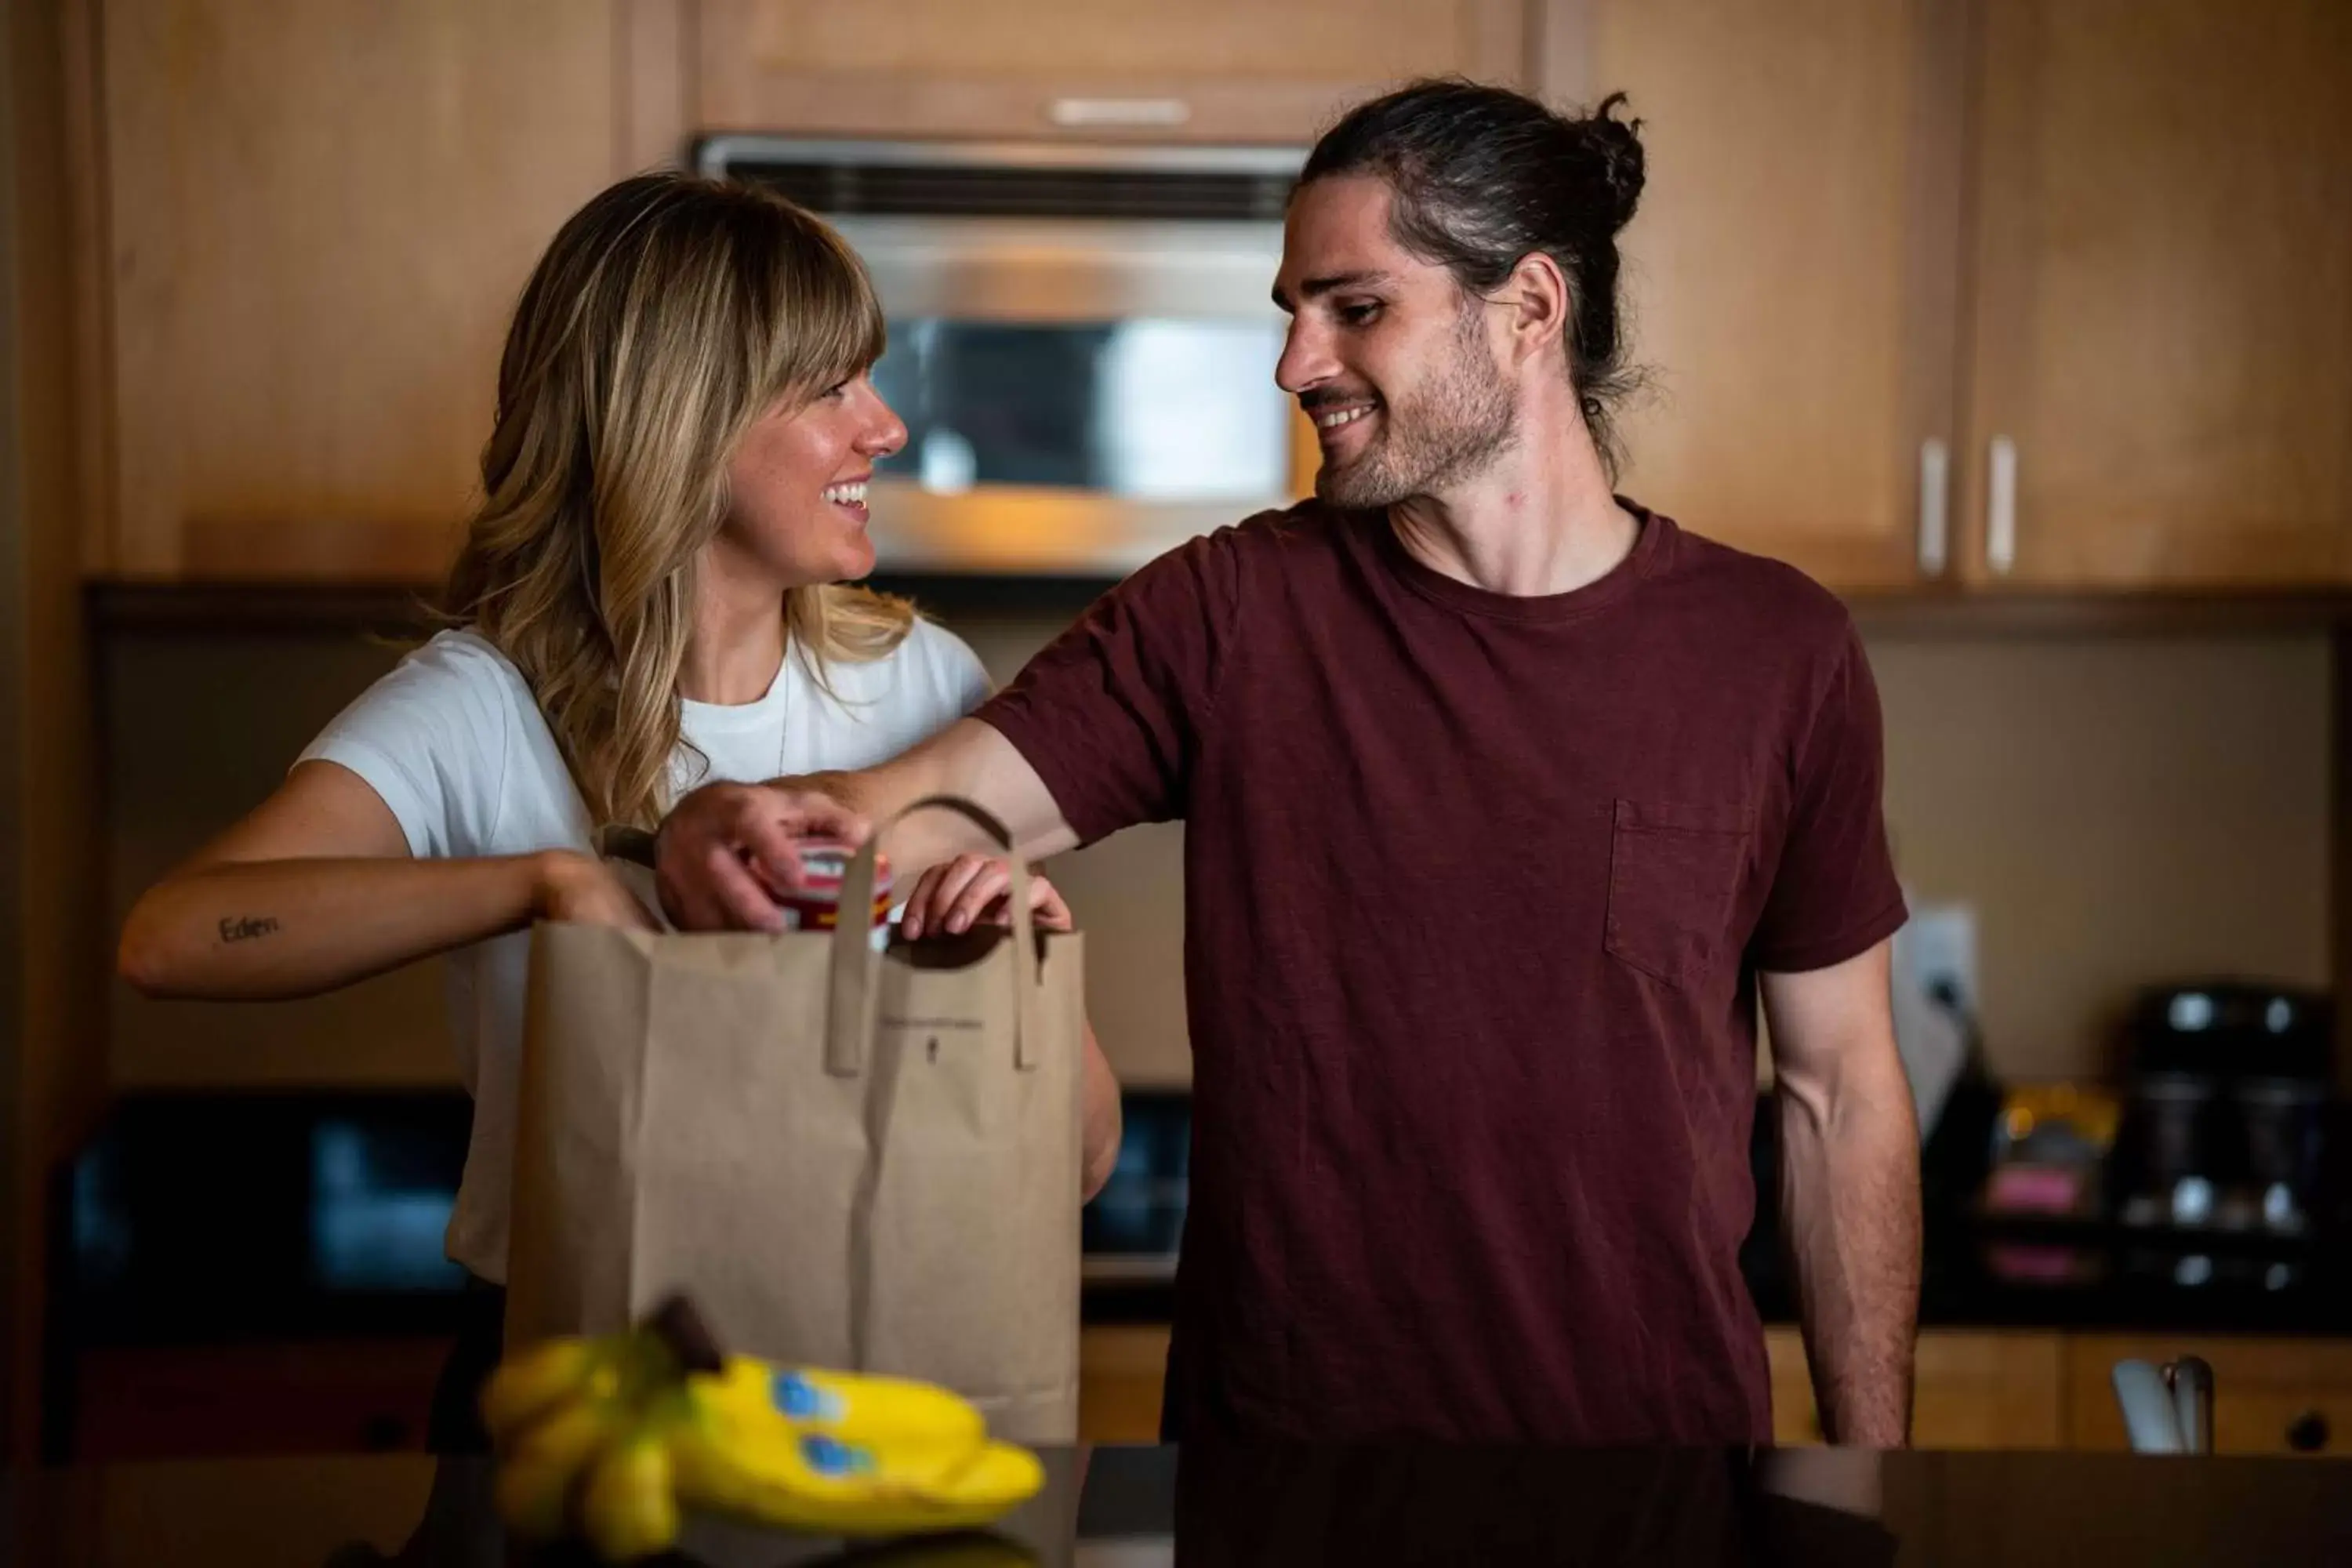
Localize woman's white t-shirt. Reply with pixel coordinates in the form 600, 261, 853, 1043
298, 621, 992, 1283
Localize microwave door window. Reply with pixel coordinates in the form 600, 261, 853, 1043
873, 318, 1288, 502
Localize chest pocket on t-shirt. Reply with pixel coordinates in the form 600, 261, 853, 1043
1605, 799, 1754, 992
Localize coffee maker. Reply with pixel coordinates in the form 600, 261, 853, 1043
2114, 982, 2332, 1235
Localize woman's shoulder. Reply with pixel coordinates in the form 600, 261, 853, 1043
896, 615, 990, 684
798, 615, 993, 750
399, 626, 531, 689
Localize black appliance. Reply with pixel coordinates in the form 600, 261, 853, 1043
2114, 982, 2332, 1236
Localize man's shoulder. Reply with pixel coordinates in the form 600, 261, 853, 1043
1193, 498, 1370, 586
1189, 497, 1356, 560
1650, 514, 1857, 651
1108, 499, 1360, 614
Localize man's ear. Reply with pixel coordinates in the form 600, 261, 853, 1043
1500, 250, 1573, 370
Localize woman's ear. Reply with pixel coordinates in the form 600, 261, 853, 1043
1501, 250, 1573, 370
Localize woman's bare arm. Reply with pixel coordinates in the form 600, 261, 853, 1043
118, 760, 648, 1000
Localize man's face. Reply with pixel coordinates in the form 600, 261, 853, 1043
1273, 175, 1519, 509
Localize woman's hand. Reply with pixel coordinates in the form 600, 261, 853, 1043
901, 855, 1118, 1199
534, 850, 659, 931
899, 854, 1072, 938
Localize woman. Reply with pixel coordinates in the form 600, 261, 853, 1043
117, 171, 1123, 1446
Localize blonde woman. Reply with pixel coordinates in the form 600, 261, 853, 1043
117, 172, 1123, 1446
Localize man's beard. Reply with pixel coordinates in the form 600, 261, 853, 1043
1315, 307, 1519, 510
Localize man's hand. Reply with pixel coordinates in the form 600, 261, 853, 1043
655, 780, 870, 931
900, 853, 1073, 938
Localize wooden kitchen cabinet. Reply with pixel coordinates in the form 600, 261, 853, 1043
1577, 0, 1970, 591
71, 1338, 452, 1458
1956, 0, 2352, 588
693, 0, 1528, 143
2064, 1334, 2352, 1457
89, 0, 688, 581
1768, 1327, 2065, 1448
1080, 1323, 1171, 1443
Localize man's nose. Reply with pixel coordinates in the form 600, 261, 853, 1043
1275, 320, 1335, 399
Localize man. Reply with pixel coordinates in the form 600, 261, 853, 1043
657, 82, 1922, 1445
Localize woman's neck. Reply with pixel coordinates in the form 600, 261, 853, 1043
680, 566, 789, 706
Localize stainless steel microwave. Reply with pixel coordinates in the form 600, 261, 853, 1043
696, 136, 1311, 575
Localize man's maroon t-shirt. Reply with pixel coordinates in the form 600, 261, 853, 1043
977, 501, 1907, 1443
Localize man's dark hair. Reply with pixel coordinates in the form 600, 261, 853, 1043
1299, 80, 1648, 480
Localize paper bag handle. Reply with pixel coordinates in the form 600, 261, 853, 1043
825, 795, 1045, 1077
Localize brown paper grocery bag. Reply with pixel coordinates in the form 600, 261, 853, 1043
505, 797, 1083, 1443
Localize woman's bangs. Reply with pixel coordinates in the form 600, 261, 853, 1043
761, 222, 888, 408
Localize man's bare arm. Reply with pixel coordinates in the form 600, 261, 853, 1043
1762, 938, 1920, 1447
655, 718, 1075, 931
801, 718, 1076, 869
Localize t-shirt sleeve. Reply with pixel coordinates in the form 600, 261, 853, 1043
975, 528, 1242, 844
1747, 623, 1908, 972
296, 635, 514, 860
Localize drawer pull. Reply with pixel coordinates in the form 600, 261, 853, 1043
1048, 97, 1192, 128
2286, 1411, 2331, 1453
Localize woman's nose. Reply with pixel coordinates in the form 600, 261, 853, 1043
858, 387, 909, 459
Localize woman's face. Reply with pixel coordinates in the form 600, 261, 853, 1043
714, 370, 907, 587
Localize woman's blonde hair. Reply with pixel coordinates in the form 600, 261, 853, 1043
443, 172, 916, 829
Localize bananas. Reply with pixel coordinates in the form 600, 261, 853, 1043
480, 1334, 605, 1436
493, 1392, 624, 1541
579, 1425, 681, 1563
701, 1356, 987, 1450
668, 1370, 1044, 1537
481, 1294, 1042, 1561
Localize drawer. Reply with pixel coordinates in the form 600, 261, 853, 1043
1080, 1324, 1170, 1444
2066, 1335, 2352, 1457
1769, 1327, 2064, 1448
72, 1338, 453, 1460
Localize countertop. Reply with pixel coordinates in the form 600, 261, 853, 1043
5, 1445, 2350, 1567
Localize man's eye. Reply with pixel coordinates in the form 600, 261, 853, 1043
1339, 303, 1382, 327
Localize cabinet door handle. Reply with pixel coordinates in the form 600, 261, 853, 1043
2287, 1410, 2331, 1453
1985, 436, 2018, 575
1918, 437, 1951, 575
1049, 96, 1192, 129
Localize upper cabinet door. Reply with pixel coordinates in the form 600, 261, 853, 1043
1960, 0, 2352, 588
1577, 0, 1969, 591
97, 0, 680, 581
693, 0, 1528, 143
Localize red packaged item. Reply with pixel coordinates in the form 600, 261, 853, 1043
777, 842, 893, 934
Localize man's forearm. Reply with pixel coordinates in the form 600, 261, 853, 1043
782, 719, 1076, 877
1777, 1069, 1921, 1446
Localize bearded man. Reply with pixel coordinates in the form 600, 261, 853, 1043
656, 82, 1922, 1446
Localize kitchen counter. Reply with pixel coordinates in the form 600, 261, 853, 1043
5, 1444, 2348, 1566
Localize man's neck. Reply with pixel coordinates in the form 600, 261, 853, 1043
1387, 412, 1639, 597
